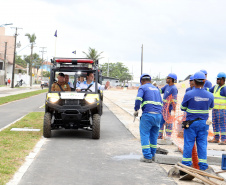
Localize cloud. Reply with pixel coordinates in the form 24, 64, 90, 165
1, 0, 226, 84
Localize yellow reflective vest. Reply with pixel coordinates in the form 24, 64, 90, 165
213, 84, 226, 109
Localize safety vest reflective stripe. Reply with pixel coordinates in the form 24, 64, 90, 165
199, 159, 207, 163
181, 105, 187, 110
213, 85, 226, 109
136, 97, 143, 101
141, 101, 163, 107
186, 108, 209, 114
214, 103, 226, 105
221, 132, 226, 135
163, 99, 168, 102
207, 88, 210, 92
182, 158, 192, 161
214, 132, 220, 135
150, 144, 157, 148
215, 97, 226, 100
160, 89, 162, 94
166, 129, 172, 132
159, 130, 163, 133
142, 145, 150, 149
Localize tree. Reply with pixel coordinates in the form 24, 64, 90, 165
15, 55, 27, 68
24, 53, 42, 81
43, 71, 50, 77
100, 62, 132, 83
25, 33, 36, 87
83, 47, 103, 64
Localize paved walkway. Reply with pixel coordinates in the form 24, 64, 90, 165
103, 89, 226, 184
0, 85, 46, 97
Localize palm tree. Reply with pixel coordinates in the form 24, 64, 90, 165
83, 47, 103, 64
25, 33, 36, 87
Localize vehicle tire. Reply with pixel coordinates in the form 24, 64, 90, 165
43, 112, 52, 138
92, 114, 100, 139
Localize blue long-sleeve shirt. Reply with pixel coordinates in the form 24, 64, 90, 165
134, 83, 163, 113
186, 86, 195, 93
160, 84, 178, 112
204, 80, 212, 90
181, 88, 214, 121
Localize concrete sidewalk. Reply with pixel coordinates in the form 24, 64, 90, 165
0, 85, 46, 97
103, 89, 226, 184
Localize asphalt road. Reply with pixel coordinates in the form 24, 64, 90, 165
0, 93, 46, 129
18, 105, 175, 185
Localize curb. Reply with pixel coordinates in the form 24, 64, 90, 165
155, 154, 222, 166
6, 138, 46, 185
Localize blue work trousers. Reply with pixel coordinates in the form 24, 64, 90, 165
140, 113, 162, 159
212, 109, 226, 141
182, 120, 209, 170
158, 114, 173, 138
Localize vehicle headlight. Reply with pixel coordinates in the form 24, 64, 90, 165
49, 97, 60, 103
85, 98, 96, 104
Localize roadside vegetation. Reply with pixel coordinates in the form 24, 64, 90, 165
0, 112, 44, 184
0, 88, 48, 105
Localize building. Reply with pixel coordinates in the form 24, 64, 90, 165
102, 76, 119, 86
0, 27, 15, 85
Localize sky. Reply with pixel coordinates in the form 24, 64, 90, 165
1, 0, 226, 83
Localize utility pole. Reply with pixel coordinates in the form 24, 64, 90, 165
3, 42, 7, 82
107, 58, 109, 77
11, 27, 22, 88
39, 47, 47, 81
141, 44, 143, 75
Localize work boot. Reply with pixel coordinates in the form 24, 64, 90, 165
140, 157, 152, 163
208, 138, 219, 143
152, 155, 155, 162
218, 141, 226, 145
204, 166, 214, 174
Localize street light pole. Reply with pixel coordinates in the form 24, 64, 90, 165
3, 42, 7, 82
11, 27, 22, 88
39, 47, 47, 81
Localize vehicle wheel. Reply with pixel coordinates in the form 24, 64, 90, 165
43, 112, 52, 138
92, 114, 100, 139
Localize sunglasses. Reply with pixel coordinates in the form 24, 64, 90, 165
217, 78, 222, 80
167, 77, 172, 79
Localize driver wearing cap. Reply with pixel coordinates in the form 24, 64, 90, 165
51, 73, 71, 91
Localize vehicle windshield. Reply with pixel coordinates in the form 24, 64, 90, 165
49, 69, 101, 93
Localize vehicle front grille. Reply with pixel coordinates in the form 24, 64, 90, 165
61, 99, 86, 106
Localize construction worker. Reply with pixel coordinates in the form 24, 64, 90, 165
186, 75, 195, 92
51, 73, 71, 91
208, 72, 226, 145
158, 73, 178, 139
181, 71, 214, 170
134, 73, 163, 163
200, 69, 212, 90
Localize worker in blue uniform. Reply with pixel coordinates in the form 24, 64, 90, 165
134, 73, 163, 163
200, 69, 212, 90
186, 75, 195, 93
181, 71, 214, 170
208, 72, 226, 145
158, 73, 178, 139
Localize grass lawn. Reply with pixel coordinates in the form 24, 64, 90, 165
0, 112, 44, 185
0, 89, 48, 105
